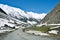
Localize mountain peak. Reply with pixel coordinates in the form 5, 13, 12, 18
57, 2, 60, 6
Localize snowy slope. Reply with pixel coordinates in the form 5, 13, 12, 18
0, 12, 28, 28
0, 4, 46, 19
27, 12, 46, 19
0, 4, 46, 24
0, 18, 16, 28
0, 18, 8, 27
0, 4, 29, 19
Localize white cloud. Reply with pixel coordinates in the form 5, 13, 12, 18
27, 12, 46, 19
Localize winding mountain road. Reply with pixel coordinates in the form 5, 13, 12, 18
0, 28, 60, 40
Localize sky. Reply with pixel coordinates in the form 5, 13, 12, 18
0, 0, 60, 14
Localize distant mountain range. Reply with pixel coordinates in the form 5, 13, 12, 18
0, 4, 46, 25
41, 3, 60, 24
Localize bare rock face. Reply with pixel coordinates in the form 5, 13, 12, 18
41, 3, 60, 24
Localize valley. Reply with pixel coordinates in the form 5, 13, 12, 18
0, 2, 60, 40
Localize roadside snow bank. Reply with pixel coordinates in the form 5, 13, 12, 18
0, 29, 15, 33
48, 30, 59, 34
25, 30, 49, 36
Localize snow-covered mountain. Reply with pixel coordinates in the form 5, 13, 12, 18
0, 4, 46, 24
0, 11, 29, 29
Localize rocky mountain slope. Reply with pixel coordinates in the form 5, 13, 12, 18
41, 3, 60, 24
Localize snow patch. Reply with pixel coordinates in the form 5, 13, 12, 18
48, 30, 59, 34
27, 21, 37, 25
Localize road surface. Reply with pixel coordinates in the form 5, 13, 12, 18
0, 28, 60, 40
